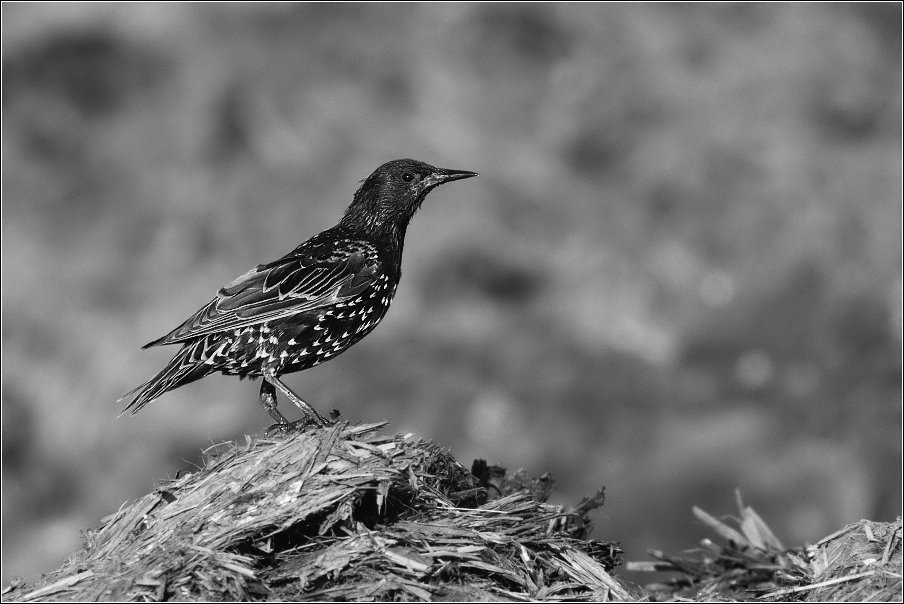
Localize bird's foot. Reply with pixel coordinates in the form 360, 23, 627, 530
265, 409, 342, 436
265, 415, 319, 437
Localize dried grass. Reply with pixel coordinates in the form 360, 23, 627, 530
626, 491, 902, 602
4, 425, 899, 602
3, 423, 629, 602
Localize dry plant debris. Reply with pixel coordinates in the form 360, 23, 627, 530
791, 517, 902, 602
627, 491, 902, 603
5, 423, 898, 603
3, 422, 629, 602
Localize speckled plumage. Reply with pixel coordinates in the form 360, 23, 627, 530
121, 159, 476, 430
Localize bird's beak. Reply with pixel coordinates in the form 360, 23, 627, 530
423, 168, 478, 189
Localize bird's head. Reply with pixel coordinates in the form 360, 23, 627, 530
340, 159, 477, 240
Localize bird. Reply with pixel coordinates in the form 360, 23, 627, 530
120, 159, 477, 432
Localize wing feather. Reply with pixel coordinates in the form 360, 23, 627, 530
144, 244, 378, 347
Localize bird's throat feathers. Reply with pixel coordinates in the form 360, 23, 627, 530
339, 178, 422, 243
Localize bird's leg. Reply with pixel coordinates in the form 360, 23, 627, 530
259, 379, 322, 435
262, 369, 332, 428
259, 379, 290, 428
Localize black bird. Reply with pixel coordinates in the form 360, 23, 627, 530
121, 159, 477, 431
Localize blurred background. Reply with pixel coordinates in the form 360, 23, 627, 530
2, 3, 901, 587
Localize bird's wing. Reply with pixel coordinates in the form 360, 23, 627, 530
144, 245, 379, 347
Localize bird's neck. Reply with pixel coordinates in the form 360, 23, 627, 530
334, 222, 406, 268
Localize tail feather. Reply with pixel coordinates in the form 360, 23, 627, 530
119, 343, 213, 416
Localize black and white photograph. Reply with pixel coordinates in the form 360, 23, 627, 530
2, 3, 901, 601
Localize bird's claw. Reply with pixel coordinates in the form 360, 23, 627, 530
265, 408, 342, 436
265, 415, 321, 437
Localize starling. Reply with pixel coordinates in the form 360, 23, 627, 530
120, 159, 477, 431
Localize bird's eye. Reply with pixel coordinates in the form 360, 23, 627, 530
401, 173, 414, 182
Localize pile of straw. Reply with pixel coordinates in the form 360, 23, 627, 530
6, 423, 899, 602
628, 492, 902, 602
5, 423, 628, 602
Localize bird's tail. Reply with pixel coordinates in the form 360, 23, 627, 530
118, 341, 213, 417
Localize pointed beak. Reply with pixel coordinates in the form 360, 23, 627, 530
423, 168, 478, 189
